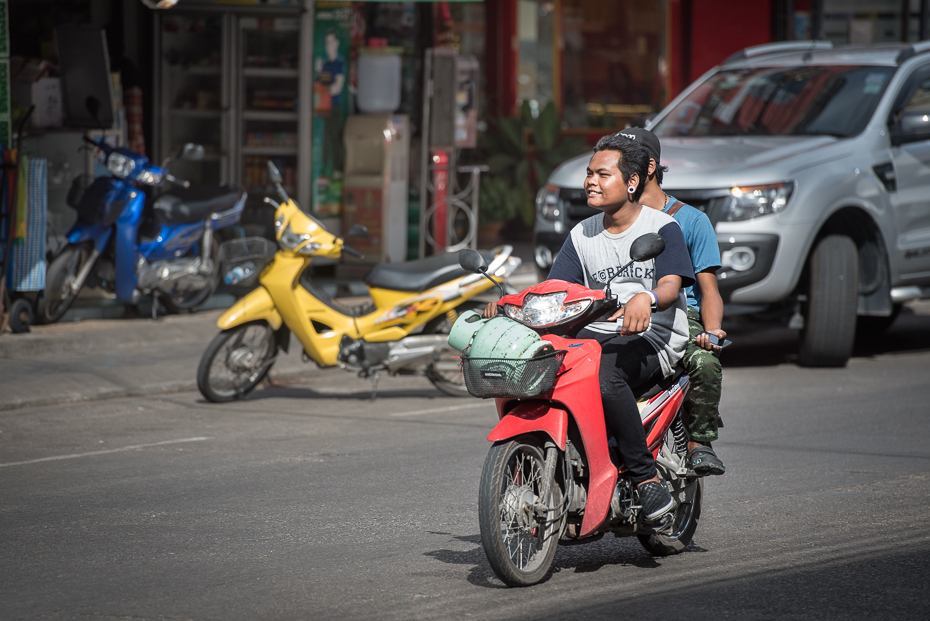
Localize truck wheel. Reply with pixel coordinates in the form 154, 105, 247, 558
799, 234, 858, 367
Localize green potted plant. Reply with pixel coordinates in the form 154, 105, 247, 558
476, 101, 588, 234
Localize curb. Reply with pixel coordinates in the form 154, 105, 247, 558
0, 367, 321, 412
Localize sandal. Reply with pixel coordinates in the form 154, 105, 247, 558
686, 445, 726, 476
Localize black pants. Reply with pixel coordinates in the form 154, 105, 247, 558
578, 328, 664, 484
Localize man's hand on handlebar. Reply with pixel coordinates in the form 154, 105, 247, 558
609, 291, 652, 335
483, 302, 499, 319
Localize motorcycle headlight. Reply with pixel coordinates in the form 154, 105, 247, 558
504, 292, 591, 328
710, 182, 795, 222
135, 168, 165, 185
106, 152, 137, 179
536, 184, 563, 222
278, 222, 319, 254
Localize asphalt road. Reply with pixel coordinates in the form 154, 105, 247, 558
3, 308, 930, 620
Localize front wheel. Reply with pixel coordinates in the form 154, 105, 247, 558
799, 234, 858, 367
37, 244, 92, 324
197, 322, 278, 402
478, 438, 563, 587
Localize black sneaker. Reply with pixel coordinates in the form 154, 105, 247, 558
687, 444, 726, 476
638, 480, 676, 523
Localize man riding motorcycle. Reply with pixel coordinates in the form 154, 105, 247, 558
488, 134, 694, 523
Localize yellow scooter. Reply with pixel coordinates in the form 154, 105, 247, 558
197, 162, 520, 402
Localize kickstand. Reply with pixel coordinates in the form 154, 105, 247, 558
151, 293, 158, 320
370, 371, 381, 400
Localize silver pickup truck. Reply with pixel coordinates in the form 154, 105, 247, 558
534, 41, 930, 367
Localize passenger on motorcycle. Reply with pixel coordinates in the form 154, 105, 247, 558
621, 127, 727, 476
547, 134, 695, 522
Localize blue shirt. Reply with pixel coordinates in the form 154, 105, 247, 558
664, 197, 720, 312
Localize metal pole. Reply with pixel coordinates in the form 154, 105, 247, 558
902, 0, 912, 43
921, 0, 930, 40
811, 0, 824, 40
418, 50, 432, 259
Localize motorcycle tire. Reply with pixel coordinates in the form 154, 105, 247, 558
197, 321, 278, 403
637, 443, 703, 556
37, 243, 92, 324
423, 303, 483, 397
160, 243, 221, 314
478, 437, 563, 587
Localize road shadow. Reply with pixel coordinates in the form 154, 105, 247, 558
424, 531, 703, 589
720, 306, 930, 368
519, 540, 930, 621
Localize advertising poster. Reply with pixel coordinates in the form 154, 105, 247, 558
312, 1, 352, 216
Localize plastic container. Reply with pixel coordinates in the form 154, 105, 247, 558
357, 52, 401, 113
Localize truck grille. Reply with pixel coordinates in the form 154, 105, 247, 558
665, 189, 731, 228
559, 187, 598, 227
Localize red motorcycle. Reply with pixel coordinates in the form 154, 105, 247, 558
455, 236, 702, 587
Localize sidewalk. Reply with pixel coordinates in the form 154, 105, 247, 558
0, 309, 321, 412
0, 244, 537, 412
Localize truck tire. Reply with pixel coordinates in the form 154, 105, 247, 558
799, 234, 858, 367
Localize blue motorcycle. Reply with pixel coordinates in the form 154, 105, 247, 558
38, 138, 246, 323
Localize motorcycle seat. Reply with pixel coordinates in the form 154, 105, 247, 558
153, 184, 245, 225
364, 250, 497, 293
635, 367, 685, 401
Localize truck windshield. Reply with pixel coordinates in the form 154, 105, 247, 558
651, 65, 896, 138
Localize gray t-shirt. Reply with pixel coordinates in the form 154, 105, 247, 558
548, 207, 695, 376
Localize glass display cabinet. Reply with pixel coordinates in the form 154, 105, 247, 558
154, 4, 312, 230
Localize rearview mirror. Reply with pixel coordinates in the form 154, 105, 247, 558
890, 110, 930, 146
630, 233, 665, 262
458, 248, 488, 274
348, 224, 369, 238
181, 143, 205, 161
267, 160, 283, 184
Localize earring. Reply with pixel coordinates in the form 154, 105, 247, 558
628, 185, 636, 193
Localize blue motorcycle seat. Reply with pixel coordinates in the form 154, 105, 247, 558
364, 250, 496, 293
153, 184, 245, 225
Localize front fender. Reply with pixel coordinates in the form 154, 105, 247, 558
217, 286, 283, 331
487, 403, 568, 450
67, 222, 112, 254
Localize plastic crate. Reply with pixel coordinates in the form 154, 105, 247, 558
218, 237, 277, 288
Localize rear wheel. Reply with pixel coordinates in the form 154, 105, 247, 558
799, 234, 858, 367
37, 244, 92, 324
478, 438, 563, 587
424, 304, 482, 397
197, 322, 277, 402
160, 243, 220, 314
638, 440, 703, 556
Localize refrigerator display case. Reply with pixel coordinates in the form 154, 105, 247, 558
154, 5, 312, 229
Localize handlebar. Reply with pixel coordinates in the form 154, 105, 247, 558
342, 245, 365, 260
165, 173, 190, 189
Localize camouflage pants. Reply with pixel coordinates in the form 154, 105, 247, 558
681, 307, 723, 443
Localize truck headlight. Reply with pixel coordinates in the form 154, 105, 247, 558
536, 184, 562, 222
713, 182, 795, 222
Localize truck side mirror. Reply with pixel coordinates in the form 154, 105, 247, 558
890, 110, 930, 146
